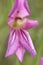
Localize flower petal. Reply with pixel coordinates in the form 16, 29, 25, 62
23, 19, 38, 30
5, 31, 19, 57
16, 46, 25, 62
8, 0, 18, 17
24, 0, 30, 15
8, 0, 30, 18
8, 18, 15, 29
40, 57, 43, 65
19, 30, 36, 57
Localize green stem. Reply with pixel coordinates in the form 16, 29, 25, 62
16, 59, 20, 65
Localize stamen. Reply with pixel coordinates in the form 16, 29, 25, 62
11, 18, 25, 29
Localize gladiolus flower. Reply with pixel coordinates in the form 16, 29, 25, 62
5, 0, 38, 62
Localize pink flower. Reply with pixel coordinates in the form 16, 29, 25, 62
5, 0, 38, 62
40, 57, 43, 65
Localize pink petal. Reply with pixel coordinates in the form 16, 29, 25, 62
19, 30, 36, 57
23, 19, 38, 30
16, 46, 25, 62
8, 0, 18, 17
24, 0, 30, 14
8, 0, 30, 18
40, 57, 43, 65
5, 31, 19, 57
8, 18, 15, 29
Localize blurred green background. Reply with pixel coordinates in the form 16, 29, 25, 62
0, 0, 43, 65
